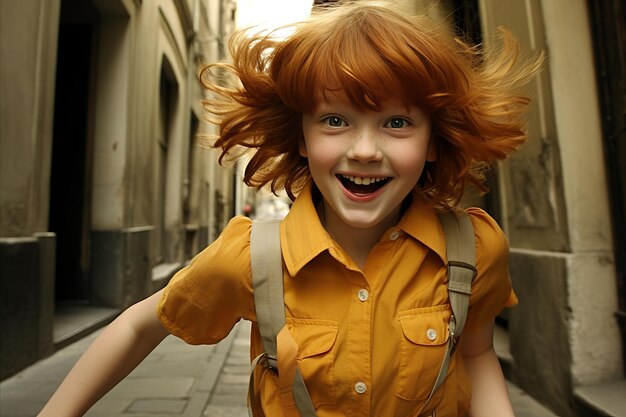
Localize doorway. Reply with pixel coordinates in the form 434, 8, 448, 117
49, 0, 114, 348
50, 20, 94, 304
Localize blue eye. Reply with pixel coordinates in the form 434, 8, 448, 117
385, 118, 409, 129
324, 116, 346, 127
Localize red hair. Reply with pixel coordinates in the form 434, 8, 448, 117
201, 0, 542, 206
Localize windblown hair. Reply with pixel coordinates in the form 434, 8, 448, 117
201, 0, 542, 207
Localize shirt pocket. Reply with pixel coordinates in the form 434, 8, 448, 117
396, 305, 451, 402
286, 317, 338, 408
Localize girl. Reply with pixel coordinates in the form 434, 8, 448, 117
40, 1, 541, 416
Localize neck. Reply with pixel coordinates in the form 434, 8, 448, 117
318, 203, 401, 270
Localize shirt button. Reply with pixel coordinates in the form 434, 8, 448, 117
357, 289, 369, 302
426, 328, 437, 341
354, 381, 367, 394
389, 231, 400, 241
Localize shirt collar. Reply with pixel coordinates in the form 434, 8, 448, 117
281, 183, 447, 276
396, 192, 447, 264
281, 182, 339, 277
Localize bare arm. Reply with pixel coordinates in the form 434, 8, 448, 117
460, 320, 515, 417
38, 289, 170, 417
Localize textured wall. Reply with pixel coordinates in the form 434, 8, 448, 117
0, 239, 40, 379
509, 250, 572, 416
479, 0, 622, 415
0, 0, 60, 237
539, 0, 622, 386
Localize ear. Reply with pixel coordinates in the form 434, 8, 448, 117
426, 139, 437, 162
298, 137, 308, 157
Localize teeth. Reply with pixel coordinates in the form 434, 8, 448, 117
342, 175, 388, 185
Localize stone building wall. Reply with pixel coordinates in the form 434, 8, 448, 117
0, 0, 237, 380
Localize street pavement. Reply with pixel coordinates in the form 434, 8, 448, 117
1, 320, 558, 417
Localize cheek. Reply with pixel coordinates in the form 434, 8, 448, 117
307, 147, 336, 173
390, 146, 429, 177
305, 138, 342, 168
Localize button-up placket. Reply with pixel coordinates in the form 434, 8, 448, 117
344, 265, 372, 415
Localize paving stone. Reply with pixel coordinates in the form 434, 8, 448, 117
214, 382, 248, 395
203, 405, 248, 417
127, 398, 188, 413
222, 364, 249, 375
233, 337, 251, 346
107, 376, 195, 398
131, 357, 211, 378
219, 373, 250, 385
228, 354, 249, 362
85, 398, 132, 416
208, 392, 248, 407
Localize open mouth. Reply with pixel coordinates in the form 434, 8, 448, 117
337, 174, 390, 195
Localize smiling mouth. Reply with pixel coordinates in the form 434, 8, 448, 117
337, 174, 390, 195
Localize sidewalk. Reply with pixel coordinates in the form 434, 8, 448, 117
0, 320, 249, 417
1, 320, 558, 417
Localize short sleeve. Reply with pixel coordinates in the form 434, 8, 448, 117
157, 216, 255, 345
463, 208, 518, 332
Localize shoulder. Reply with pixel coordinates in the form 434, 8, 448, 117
462, 208, 514, 330
465, 207, 509, 263
157, 216, 255, 343
210, 215, 252, 257
463, 207, 511, 296
189, 216, 253, 283
215, 215, 252, 244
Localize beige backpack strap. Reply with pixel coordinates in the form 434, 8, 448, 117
419, 211, 477, 415
249, 220, 318, 417
439, 211, 476, 348
250, 220, 284, 365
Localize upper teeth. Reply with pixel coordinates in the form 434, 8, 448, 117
342, 175, 388, 186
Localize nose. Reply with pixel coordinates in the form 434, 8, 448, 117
346, 129, 383, 164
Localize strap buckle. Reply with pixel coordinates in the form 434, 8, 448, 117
254, 352, 279, 372
449, 314, 460, 354
262, 353, 278, 372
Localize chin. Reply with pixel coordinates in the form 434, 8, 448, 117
338, 210, 393, 229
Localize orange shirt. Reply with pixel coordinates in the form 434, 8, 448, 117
158, 183, 517, 416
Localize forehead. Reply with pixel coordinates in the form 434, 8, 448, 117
311, 88, 417, 114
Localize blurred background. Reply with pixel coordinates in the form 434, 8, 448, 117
0, 0, 624, 416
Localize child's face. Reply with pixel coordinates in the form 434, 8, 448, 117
300, 94, 435, 230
